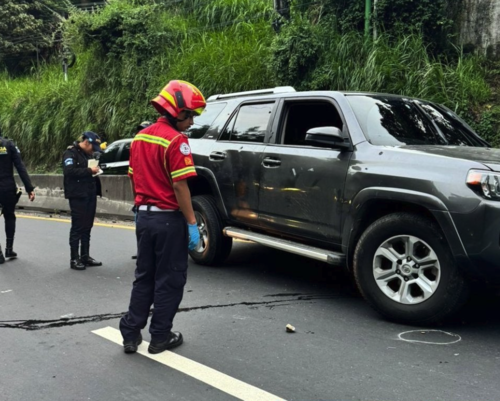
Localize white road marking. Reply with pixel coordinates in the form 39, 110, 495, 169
398, 329, 461, 345
93, 326, 287, 401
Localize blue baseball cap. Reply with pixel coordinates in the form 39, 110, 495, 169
82, 131, 102, 152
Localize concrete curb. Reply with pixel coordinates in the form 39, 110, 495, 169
15, 174, 135, 220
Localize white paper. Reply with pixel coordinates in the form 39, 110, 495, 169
89, 159, 103, 176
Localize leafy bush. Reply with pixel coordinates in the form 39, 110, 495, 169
374, 0, 461, 53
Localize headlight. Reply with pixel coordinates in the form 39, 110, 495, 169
467, 170, 500, 200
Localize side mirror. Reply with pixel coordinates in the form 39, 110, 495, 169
305, 126, 351, 150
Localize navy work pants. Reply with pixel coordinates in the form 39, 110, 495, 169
69, 194, 97, 249
0, 190, 17, 239
120, 210, 188, 342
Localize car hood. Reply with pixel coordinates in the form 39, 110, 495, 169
397, 145, 500, 171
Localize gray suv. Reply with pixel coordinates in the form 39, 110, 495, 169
181, 87, 500, 325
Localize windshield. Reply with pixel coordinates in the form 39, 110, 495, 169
186, 102, 227, 139
346, 95, 488, 147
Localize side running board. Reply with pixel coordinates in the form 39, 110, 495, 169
223, 227, 346, 266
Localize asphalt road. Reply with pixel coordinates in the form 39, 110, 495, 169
1, 214, 499, 401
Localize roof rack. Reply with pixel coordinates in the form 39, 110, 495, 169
207, 86, 296, 101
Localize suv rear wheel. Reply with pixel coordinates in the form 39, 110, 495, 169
353, 212, 469, 325
189, 195, 232, 266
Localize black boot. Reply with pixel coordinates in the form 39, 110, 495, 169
5, 238, 17, 259
0, 246, 5, 265
70, 247, 85, 270
81, 244, 102, 267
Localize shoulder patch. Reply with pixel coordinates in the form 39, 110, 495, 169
180, 143, 191, 156
64, 158, 74, 166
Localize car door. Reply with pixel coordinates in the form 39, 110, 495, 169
258, 97, 352, 246
207, 100, 277, 227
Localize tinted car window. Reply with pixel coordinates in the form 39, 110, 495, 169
186, 102, 227, 139
120, 141, 131, 162
99, 141, 121, 163
219, 102, 274, 143
347, 95, 487, 147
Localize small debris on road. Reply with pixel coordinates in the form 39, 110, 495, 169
286, 324, 295, 333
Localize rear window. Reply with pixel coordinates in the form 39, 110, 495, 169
186, 102, 227, 139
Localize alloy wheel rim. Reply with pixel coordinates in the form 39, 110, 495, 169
372, 235, 441, 305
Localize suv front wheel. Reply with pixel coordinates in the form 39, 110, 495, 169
353, 212, 469, 325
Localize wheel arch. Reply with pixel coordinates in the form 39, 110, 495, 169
342, 187, 468, 272
189, 166, 229, 220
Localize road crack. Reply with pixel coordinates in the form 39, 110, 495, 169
0, 295, 332, 331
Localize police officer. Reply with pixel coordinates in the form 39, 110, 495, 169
120, 80, 204, 354
62, 131, 103, 270
131, 120, 152, 261
0, 132, 35, 264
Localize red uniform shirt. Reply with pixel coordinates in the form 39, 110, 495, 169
128, 117, 197, 210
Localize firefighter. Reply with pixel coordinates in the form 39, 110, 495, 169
0, 132, 35, 264
62, 131, 103, 270
120, 80, 204, 354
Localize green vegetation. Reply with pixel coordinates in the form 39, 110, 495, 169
0, 0, 497, 170
0, 0, 70, 74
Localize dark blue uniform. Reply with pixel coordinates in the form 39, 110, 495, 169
0, 136, 34, 262
62, 140, 102, 268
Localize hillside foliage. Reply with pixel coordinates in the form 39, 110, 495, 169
0, 0, 496, 170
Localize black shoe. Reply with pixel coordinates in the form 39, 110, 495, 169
0, 250, 4, 265
70, 259, 86, 270
123, 333, 142, 354
148, 332, 183, 354
82, 256, 102, 267
5, 249, 17, 259
131, 255, 137, 260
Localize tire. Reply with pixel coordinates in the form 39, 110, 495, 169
189, 195, 232, 266
353, 212, 469, 325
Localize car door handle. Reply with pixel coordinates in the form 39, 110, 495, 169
209, 151, 227, 161
262, 157, 281, 168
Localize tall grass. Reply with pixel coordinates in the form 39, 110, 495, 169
309, 32, 490, 114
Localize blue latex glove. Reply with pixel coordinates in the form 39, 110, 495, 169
187, 223, 200, 251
